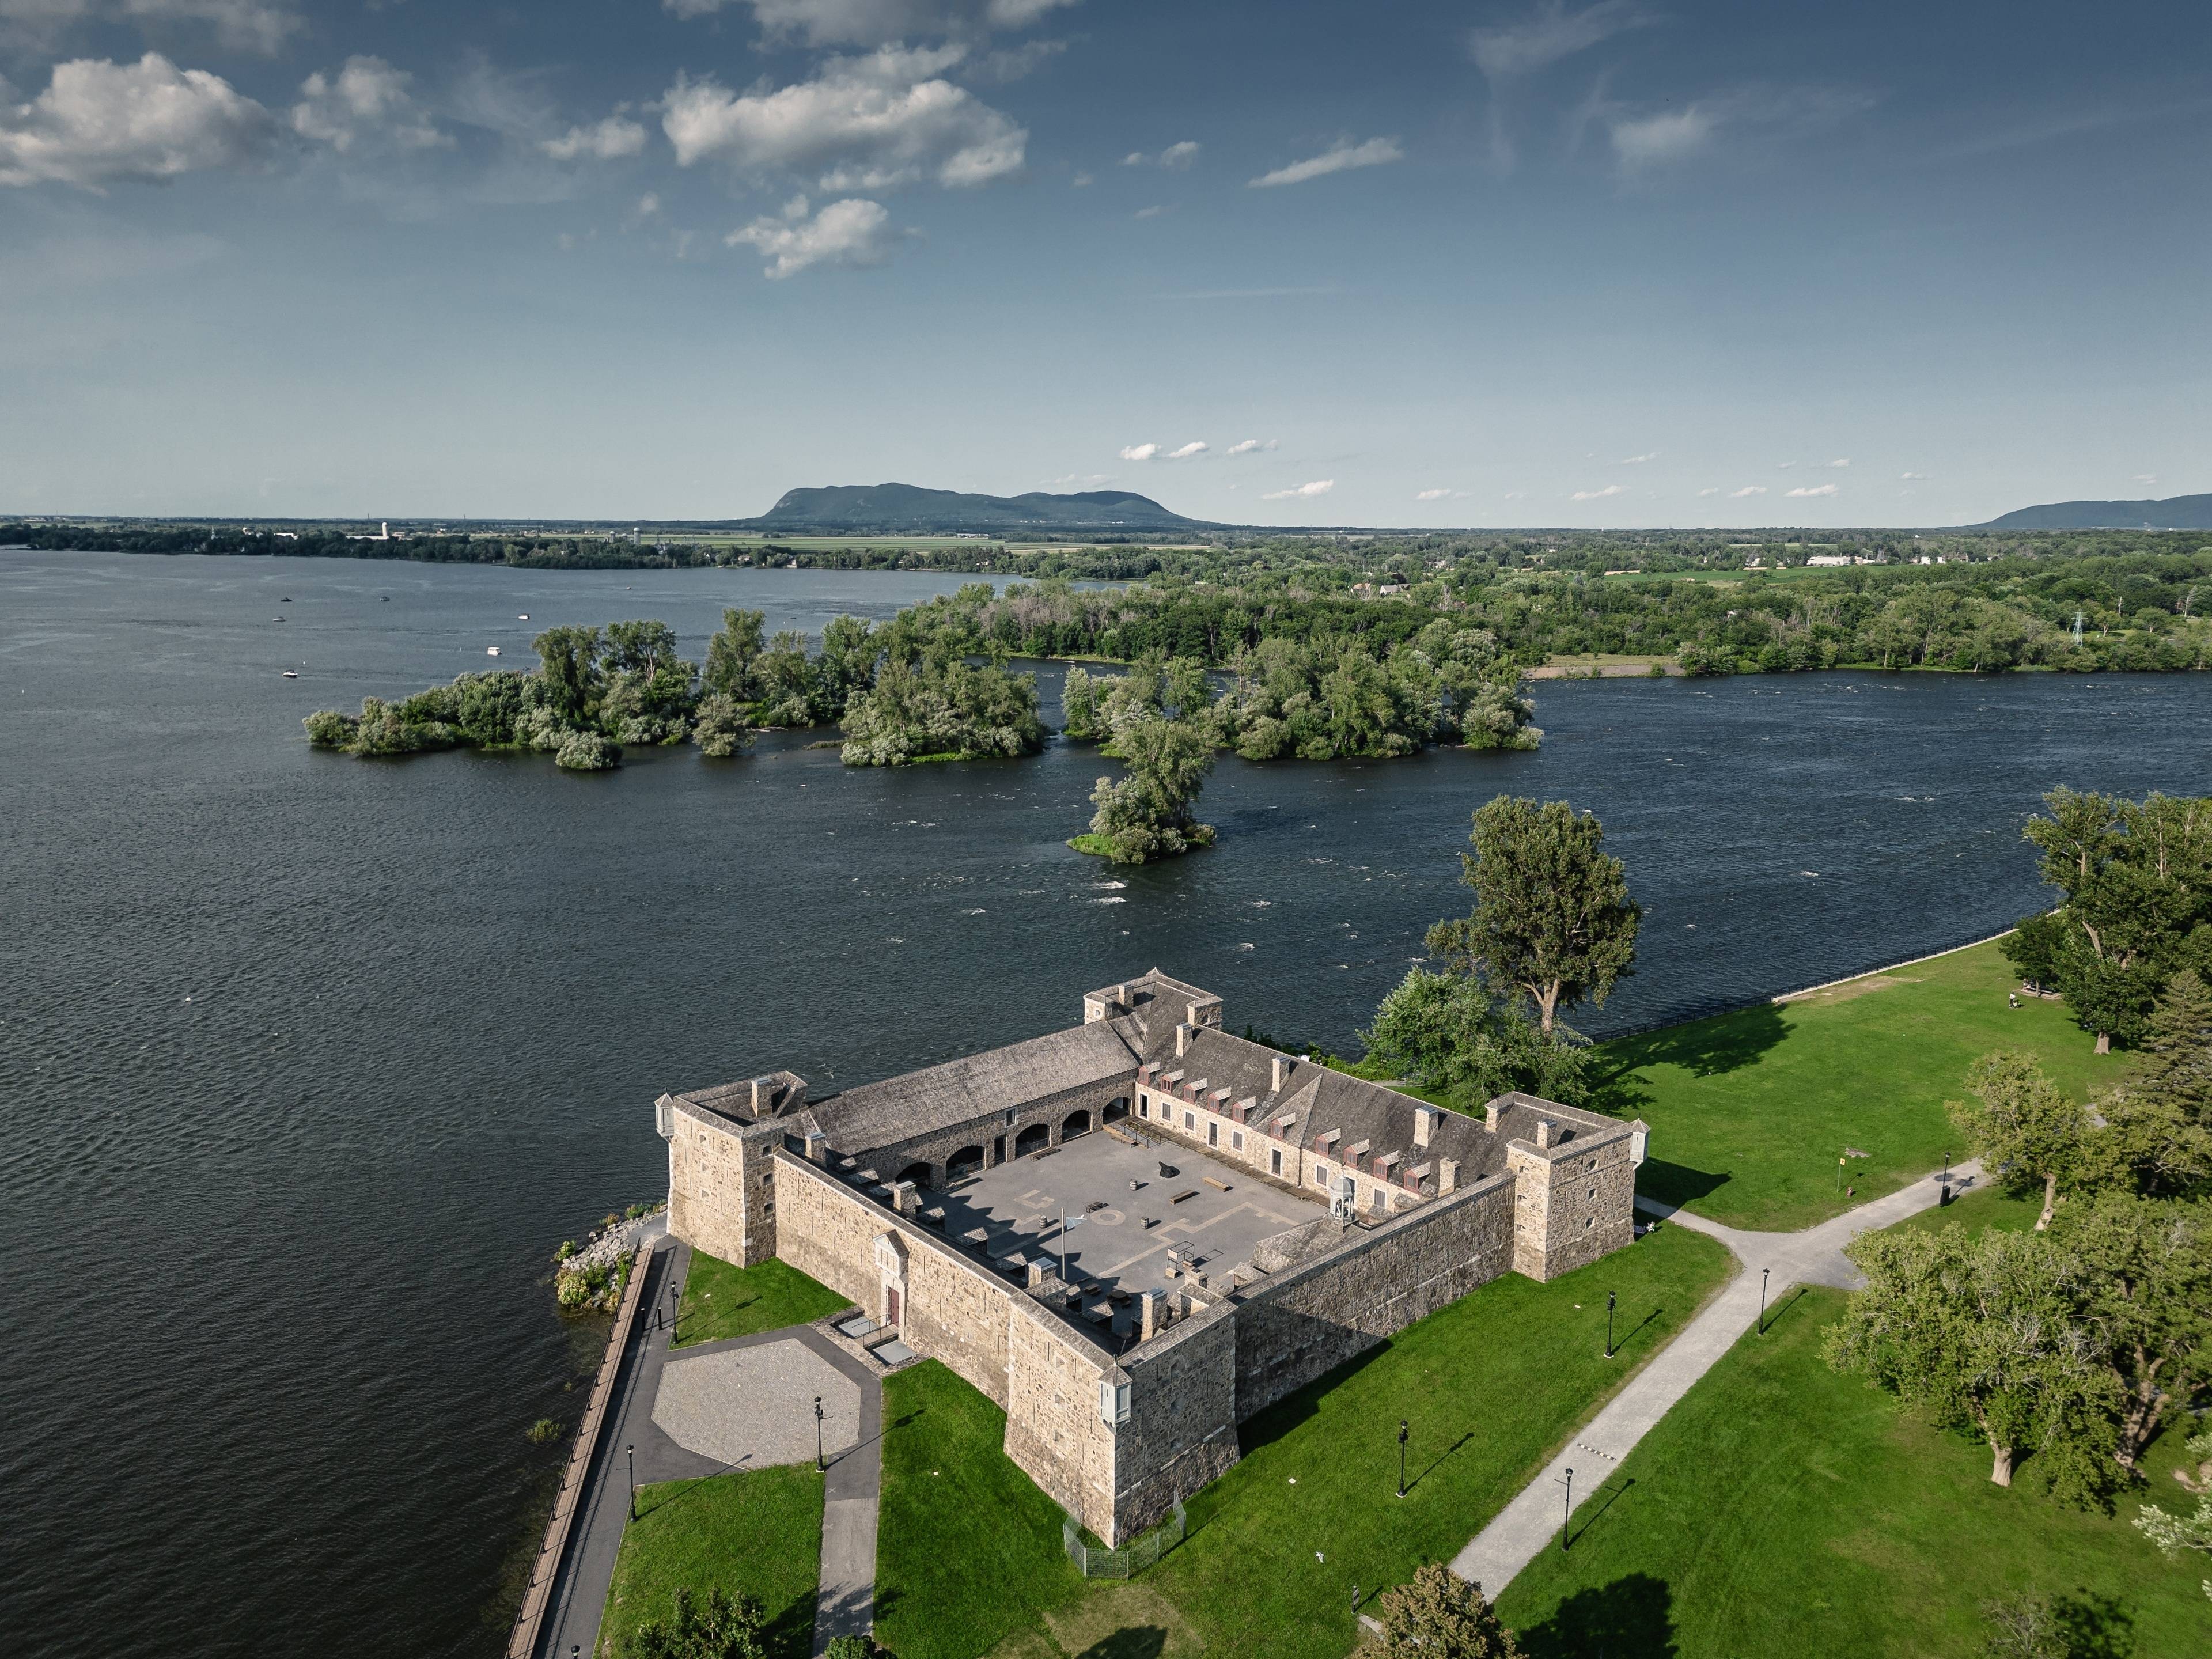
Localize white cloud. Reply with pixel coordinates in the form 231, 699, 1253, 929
1262, 479, 1334, 499
1571, 483, 1624, 501
1225, 438, 1276, 456
1159, 139, 1199, 169
672, 0, 1080, 44
0, 0, 299, 55
1415, 488, 1470, 502
1120, 149, 1143, 166
637, 191, 661, 215
1823, 457, 1850, 468
1729, 486, 1766, 498
971, 39, 1066, 84
541, 115, 647, 162
1696, 487, 1720, 497
0, 52, 271, 189
1042, 472, 1112, 487
1119, 442, 1158, 461
1468, 0, 1648, 80
1248, 135, 1401, 188
1132, 203, 1161, 218
1164, 441, 1206, 460
1900, 471, 1929, 480
1611, 106, 1717, 168
1618, 450, 1658, 464
664, 44, 1025, 191
1785, 484, 1838, 498
1070, 170, 1090, 185
2133, 473, 2157, 484
291, 57, 446, 155
727, 194, 892, 277
1776, 460, 1796, 469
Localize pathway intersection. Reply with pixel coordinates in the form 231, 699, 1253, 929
1450, 1160, 1985, 1596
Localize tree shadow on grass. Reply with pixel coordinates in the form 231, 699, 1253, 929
1598, 1002, 1790, 1096
1516, 1572, 1678, 1659
1072, 1628, 1167, 1659
2053, 1590, 2135, 1659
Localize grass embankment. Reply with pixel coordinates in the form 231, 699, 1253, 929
879, 1226, 1733, 1659
1065, 833, 1114, 858
875, 1361, 1087, 1659
1526, 653, 1679, 677
599, 1466, 823, 1659
1495, 1276, 2209, 1657
674, 1253, 851, 1349
1598, 938, 2129, 1231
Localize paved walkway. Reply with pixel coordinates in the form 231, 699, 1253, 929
1450, 1161, 1984, 1596
536, 1241, 887, 1659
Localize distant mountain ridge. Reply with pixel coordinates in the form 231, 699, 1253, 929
1979, 493, 2212, 530
741, 483, 1215, 533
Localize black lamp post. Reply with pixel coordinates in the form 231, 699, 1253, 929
1605, 1290, 1616, 1358
1758, 1267, 1770, 1335
814, 1396, 825, 1471
1560, 1467, 1574, 1552
1942, 1150, 1952, 1205
1396, 1419, 1408, 1498
626, 1442, 637, 1520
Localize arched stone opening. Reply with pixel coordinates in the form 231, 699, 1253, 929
1102, 1097, 1128, 1123
895, 1161, 935, 1191
1061, 1108, 1092, 1139
946, 1145, 986, 1180
1013, 1122, 1051, 1158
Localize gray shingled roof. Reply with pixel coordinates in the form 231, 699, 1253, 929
809, 1018, 1142, 1153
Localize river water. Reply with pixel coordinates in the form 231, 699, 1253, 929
3, 550, 2207, 1658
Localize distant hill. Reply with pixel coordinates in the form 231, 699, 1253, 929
741, 483, 1215, 534
1978, 493, 2212, 530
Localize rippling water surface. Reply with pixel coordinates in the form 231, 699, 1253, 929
4, 549, 2208, 1658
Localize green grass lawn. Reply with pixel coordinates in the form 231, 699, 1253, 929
598, 1465, 823, 1659
895, 1225, 1731, 1659
1494, 1283, 2209, 1658
1597, 938, 2130, 1230
874, 1361, 1088, 1659
1886, 1178, 2044, 1239
675, 1253, 852, 1349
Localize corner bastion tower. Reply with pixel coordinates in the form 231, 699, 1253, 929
656, 969, 1649, 1546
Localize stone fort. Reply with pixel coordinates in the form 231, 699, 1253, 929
657, 969, 1649, 1546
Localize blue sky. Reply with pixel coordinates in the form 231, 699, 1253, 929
1, 1, 2206, 528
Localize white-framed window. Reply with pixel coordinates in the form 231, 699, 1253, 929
1270, 1147, 1283, 1176
1314, 1163, 1330, 1188
1100, 1379, 1131, 1425
1207, 1120, 1219, 1148
1184, 1110, 1196, 1131
1232, 1130, 1245, 1153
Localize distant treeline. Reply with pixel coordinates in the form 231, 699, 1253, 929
915, 551, 2212, 676
0, 521, 718, 570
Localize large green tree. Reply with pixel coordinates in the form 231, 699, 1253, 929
1946, 1051, 2100, 1229
1361, 967, 1591, 1108
1425, 796, 1639, 1034
1825, 1226, 2116, 1496
629, 1587, 766, 1659
1082, 715, 1216, 865
2005, 788, 2212, 1052
1371, 1563, 1522, 1659
2058, 1191, 2212, 1471
702, 608, 767, 702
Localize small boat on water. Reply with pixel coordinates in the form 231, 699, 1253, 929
518, 613, 529, 620
486, 646, 501, 656
282, 671, 297, 679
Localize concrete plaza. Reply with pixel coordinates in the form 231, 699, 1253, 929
930, 1123, 1324, 1299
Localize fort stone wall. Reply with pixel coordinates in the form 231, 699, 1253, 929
1115, 1303, 1241, 1537
663, 1098, 777, 1269
1508, 1127, 1638, 1281
1229, 1171, 1517, 1418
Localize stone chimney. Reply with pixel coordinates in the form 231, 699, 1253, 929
1138, 1288, 1165, 1340
1413, 1105, 1440, 1148
1027, 1260, 1048, 1290
802, 1130, 828, 1164
1271, 1054, 1293, 1092
1176, 1023, 1192, 1057
1484, 1103, 1501, 1134
749, 1077, 768, 1114
1534, 1119, 1556, 1149
1440, 1158, 1459, 1194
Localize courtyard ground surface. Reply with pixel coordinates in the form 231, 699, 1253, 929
872, 1224, 1734, 1659
599, 1465, 824, 1659
1493, 1275, 2210, 1657
1594, 938, 2130, 1230
934, 1123, 1323, 1303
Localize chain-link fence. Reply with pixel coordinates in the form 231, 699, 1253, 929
1062, 1501, 1185, 1580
